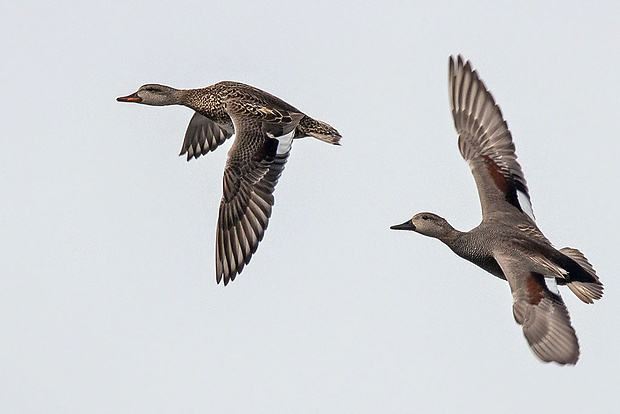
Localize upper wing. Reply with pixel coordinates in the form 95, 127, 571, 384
179, 112, 234, 161
494, 250, 580, 365
216, 81, 303, 114
449, 55, 534, 221
215, 102, 303, 285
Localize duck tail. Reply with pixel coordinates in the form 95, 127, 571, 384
295, 116, 342, 145
558, 247, 604, 304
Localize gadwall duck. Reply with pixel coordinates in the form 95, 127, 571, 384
118, 81, 341, 285
391, 56, 603, 365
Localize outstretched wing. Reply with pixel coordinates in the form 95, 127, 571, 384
449, 55, 534, 221
494, 251, 580, 365
179, 112, 234, 161
215, 101, 303, 285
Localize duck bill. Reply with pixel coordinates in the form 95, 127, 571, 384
390, 221, 416, 231
116, 92, 142, 103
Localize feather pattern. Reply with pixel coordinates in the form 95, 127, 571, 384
117, 80, 341, 284
180, 112, 233, 160
214, 99, 304, 285
495, 252, 579, 364
449, 55, 533, 221
559, 247, 603, 303
391, 56, 603, 365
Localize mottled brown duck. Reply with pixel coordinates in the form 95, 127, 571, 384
118, 81, 341, 285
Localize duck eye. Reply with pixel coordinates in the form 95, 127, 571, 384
421, 215, 429, 220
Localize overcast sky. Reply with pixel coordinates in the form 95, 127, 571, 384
2, 1, 619, 413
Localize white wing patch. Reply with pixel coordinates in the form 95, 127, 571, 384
544, 276, 560, 295
517, 189, 535, 221
267, 129, 295, 155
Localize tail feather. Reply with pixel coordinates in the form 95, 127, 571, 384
559, 247, 603, 304
295, 116, 341, 145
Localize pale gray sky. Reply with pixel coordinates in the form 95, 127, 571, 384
2, 1, 619, 413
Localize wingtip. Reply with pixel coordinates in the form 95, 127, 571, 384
216, 273, 232, 286
449, 54, 472, 74
179, 149, 197, 162
449, 54, 462, 68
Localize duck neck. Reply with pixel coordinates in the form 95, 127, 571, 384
170, 88, 191, 106
438, 228, 464, 246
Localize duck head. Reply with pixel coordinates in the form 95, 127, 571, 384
391, 212, 455, 240
117, 84, 183, 106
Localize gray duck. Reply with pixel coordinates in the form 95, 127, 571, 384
391, 56, 602, 365
118, 81, 341, 285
